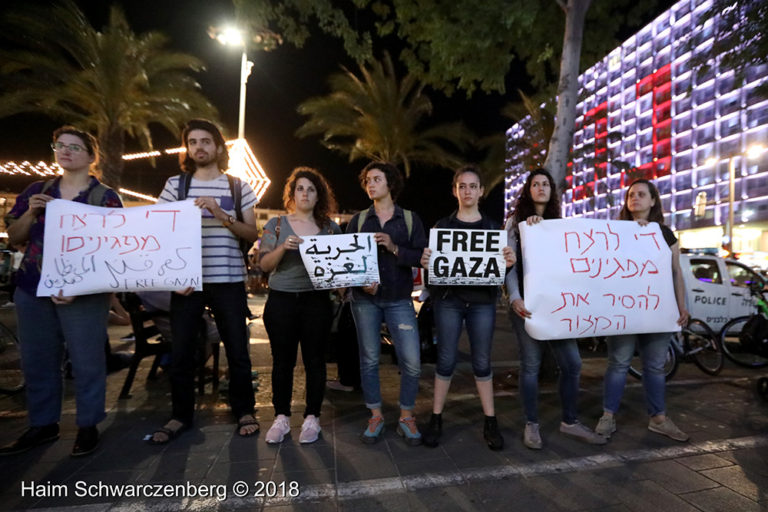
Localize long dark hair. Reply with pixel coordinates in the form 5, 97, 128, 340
179, 119, 229, 173
283, 167, 337, 228
513, 168, 560, 225
619, 179, 665, 223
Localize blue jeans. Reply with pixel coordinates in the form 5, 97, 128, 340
604, 332, 669, 417
351, 296, 420, 410
433, 295, 495, 380
170, 282, 254, 424
15, 288, 111, 427
509, 310, 582, 424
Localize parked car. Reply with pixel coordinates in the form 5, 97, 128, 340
680, 252, 765, 332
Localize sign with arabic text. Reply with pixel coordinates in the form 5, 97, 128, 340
37, 199, 202, 296
299, 233, 379, 289
427, 229, 506, 286
520, 218, 680, 340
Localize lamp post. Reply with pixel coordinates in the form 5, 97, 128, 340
709, 144, 766, 254
211, 27, 253, 139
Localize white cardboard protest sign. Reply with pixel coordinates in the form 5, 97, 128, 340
427, 229, 506, 286
519, 218, 680, 340
37, 199, 202, 296
299, 233, 379, 289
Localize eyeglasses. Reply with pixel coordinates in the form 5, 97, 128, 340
51, 142, 87, 153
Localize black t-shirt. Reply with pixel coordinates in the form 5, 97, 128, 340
659, 223, 678, 248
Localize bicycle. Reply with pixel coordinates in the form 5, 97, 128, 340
717, 281, 768, 369
626, 318, 723, 381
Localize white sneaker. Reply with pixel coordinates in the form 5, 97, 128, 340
299, 415, 321, 444
595, 415, 617, 439
560, 421, 608, 445
265, 415, 291, 444
523, 422, 543, 449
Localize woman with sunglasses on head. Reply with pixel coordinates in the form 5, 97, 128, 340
595, 179, 689, 442
259, 167, 341, 445
506, 168, 606, 449
1, 126, 122, 458
420, 165, 515, 450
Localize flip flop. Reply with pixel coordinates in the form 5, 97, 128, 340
237, 416, 260, 437
147, 421, 187, 445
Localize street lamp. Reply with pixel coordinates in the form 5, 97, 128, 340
707, 144, 766, 253
210, 27, 253, 140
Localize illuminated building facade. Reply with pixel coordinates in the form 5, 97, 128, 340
505, 0, 768, 257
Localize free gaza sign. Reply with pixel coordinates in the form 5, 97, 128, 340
426, 229, 506, 286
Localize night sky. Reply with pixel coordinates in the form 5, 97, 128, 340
0, 0, 675, 227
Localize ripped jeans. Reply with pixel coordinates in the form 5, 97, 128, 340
351, 296, 421, 410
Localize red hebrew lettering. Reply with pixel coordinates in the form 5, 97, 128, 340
560, 318, 573, 331
588, 258, 603, 278
576, 293, 590, 306
110, 236, 122, 249
640, 260, 659, 275
551, 292, 575, 313
119, 236, 140, 255
146, 209, 181, 231
564, 232, 580, 252
580, 230, 596, 254
636, 232, 661, 250
595, 231, 609, 251
595, 316, 612, 330
140, 235, 161, 251
603, 293, 616, 306
622, 259, 639, 278
637, 294, 649, 310
620, 295, 636, 308
613, 315, 627, 329
647, 286, 660, 310
603, 258, 625, 279
85, 236, 103, 255
578, 315, 596, 335
570, 258, 590, 273
607, 224, 620, 250
107, 210, 126, 228
64, 236, 85, 252
60, 214, 88, 230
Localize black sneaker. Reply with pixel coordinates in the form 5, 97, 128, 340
0, 424, 60, 456
483, 416, 504, 451
71, 426, 99, 457
422, 413, 442, 448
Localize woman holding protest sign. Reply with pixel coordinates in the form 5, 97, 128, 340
595, 179, 689, 442
259, 167, 341, 444
0, 126, 122, 457
420, 165, 515, 450
506, 168, 606, 449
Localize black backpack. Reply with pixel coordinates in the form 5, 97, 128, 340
177, 173, 251, 267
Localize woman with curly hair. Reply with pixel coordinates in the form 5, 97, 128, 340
259, 167, 341, 444
506, 168, 606, 449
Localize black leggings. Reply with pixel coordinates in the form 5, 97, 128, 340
263, 289, 332, 417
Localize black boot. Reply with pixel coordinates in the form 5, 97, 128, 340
483, 416, 504, 451
422, 413, 442, 448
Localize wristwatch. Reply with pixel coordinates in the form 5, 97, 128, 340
222, 215, 235, 227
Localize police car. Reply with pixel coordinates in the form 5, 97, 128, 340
681, 251, 765, 332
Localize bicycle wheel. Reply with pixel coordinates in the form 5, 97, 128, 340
0, 321, 24, 395
718, 316, 768, 369
628, 338, 678, 381
686, 318, 724, 375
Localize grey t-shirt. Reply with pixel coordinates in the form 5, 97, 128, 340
260, 216, 342, 292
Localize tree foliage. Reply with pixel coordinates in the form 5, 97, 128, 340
0, 0, 217, 187
295, 53, 473, 177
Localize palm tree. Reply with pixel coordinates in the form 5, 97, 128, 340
0, 1, 217, 187
295, 52, 473, 177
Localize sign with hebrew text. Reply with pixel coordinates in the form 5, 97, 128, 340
519, 218, 680, 340
299, 233, 379, 289
37, 199, 202, 296
427, 229, 506, 285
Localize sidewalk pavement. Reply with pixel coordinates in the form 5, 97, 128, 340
0, 294, 767, 511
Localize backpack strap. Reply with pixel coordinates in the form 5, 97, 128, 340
176, 173, 191, 201
226, 174, 244, 222
275, 215, 282, 238
357, 209, 368, 233
86, 183, 109, 206
41, 178, 57, 195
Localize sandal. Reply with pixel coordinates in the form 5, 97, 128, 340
237, 415, 260, 437
147, 420, 187, 445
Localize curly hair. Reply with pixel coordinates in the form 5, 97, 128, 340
179, 119, 229, 173
52, 125, 100, 176
618, 179, 665, 223
283, 167, 337, 229
513, 168, 561, 225
358, 161, 404, 200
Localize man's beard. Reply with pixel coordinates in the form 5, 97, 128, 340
192, 151, 217, 167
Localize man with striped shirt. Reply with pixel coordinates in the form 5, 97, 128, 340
149, 119, 260, 444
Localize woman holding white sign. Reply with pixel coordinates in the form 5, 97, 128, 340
1, 126, 122, 457
420, 165, 515, 450
259, 167, 341, 444
595, 179, 689, 442
506, 168, 607, 449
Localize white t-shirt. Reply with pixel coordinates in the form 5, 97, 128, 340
157, 173, 257, 283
